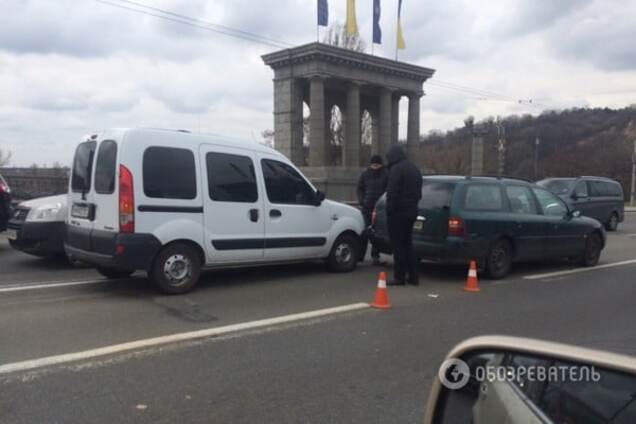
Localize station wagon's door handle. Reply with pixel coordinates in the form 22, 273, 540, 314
270, 209, 282, 218
249, 209, 259, 222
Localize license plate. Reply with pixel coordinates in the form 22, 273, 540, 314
413, 221, 424, 230
72, 203, 90, 219
6, 229, 17, 240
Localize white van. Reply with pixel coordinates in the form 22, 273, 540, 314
65, 128, 365, 294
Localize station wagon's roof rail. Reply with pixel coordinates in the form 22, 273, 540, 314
465, 175, 532, 182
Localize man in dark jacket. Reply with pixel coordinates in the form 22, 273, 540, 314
357, 155, 388, 265
385, 144, 423, 285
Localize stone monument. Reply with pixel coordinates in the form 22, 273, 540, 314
262, 42, 435, 201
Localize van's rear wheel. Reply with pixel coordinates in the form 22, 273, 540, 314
96, 266, 134, 279
605, 213, 619, 231
486, 239, 512, 279
150, 243, 201, 294
326, 234, 359, 273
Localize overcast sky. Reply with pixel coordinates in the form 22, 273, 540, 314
1, 0, 635, 166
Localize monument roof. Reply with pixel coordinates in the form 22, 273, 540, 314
262, 42, 435, 83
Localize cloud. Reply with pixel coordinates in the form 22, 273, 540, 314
499, 0, 594, 38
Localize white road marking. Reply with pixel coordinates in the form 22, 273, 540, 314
0, 278, 123, 293
523, 259, 636, 280
0, 303, 370, 375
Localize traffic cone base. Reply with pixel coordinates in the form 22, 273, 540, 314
464, 260, 481, 292
371, 272, 392, 309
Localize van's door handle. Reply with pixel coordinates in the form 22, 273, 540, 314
249, 209, 259, 222
270, 209, 282, 218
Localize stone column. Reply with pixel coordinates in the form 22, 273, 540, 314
273, 78, 304, 165
407, 93, 421, 159
391, 94, 400, 145
370, 108, 380, 155
344, 83, 361, 168
309, 76, 328, 167
379, 88, 392, 155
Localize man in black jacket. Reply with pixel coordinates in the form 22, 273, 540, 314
357, 155, 388, 265
385, 144, 423, 285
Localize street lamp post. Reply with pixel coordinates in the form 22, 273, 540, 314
630, 137, 636, 207
534, 136, 540, 180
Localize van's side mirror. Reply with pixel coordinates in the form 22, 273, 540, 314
314, 190, 325, 206
423, 336, 636, 424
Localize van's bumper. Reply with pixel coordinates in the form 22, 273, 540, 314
65, 225, 161, 271
8, 220, 65, 257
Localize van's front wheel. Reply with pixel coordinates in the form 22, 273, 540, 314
150, 243, 201, 294
326, 234, 359, 272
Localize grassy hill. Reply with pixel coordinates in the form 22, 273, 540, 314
417, 107, 636, 193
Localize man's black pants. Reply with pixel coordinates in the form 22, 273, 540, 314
387, 213, 418, 282
361, 208, 380, 260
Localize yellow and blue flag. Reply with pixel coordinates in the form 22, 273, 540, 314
317, 0, 328, 27
397, 0, 405, 50
346, 0, 358, 36
373, 0, 382, 44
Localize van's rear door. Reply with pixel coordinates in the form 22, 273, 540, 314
67, 140, 97, 250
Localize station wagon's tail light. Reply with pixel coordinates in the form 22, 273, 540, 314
0, 180, 9, 194
448, 217, 465, 237
119, 164, 134, 233
371, 208, 377, 226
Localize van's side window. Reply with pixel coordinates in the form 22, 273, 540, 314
206, 152, 257, 203
464, 184, 503, 211
574, 181, 588, 198
71, 141, 96, 193
143, 147, 197, 199
261, 159, 315, 205
94, 141, 117, 194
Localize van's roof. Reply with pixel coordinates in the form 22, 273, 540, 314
95, 127, 284, 158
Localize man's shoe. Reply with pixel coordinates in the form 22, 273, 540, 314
372, 258, 385, 266
408, 279, 420, 286
387, 279, 406, 286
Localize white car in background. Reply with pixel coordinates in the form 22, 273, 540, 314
7, 194, 68, 258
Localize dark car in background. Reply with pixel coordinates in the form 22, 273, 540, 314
537, 176, 624, 231
369, 176, 606, 279
0, 173, 11, 232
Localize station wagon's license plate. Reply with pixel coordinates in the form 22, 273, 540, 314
71, 203, 90, 219
6, 229, 17, 240
413, 221, 424, 230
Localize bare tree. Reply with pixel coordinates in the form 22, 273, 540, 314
322, 23, 366, 53
0, 148, 12, 167
260, 129, 275, 148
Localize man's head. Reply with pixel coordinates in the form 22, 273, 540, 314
369, 155, 383, 170
386, 144, 406, 168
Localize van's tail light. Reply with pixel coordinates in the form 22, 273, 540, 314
119, 164, 134, 233
448, 217, 465, 237
371, 208, 377, 226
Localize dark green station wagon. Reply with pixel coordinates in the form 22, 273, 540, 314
369, 176, 606, 279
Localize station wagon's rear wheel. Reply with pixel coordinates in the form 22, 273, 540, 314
605, 213, 619, 232
326, 234, 359, 273
580, 232, 602, 267
486, 239, 512, 279
150, 243, 201, 294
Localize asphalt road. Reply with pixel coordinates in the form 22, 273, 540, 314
1, 214, 636, 423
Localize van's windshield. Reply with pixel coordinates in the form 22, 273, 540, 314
537, 178, 575, 195
71, 141, 96, 193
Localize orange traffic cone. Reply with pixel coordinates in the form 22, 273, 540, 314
371, 272, 391, 309
464, 260, 481, 292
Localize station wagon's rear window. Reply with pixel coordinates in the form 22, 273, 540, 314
464, 184, 503, 211
206, 152, 257, 203
143, 147, 196, 199
94, 140, 117, 194
418, 181, 454, 209
71, 141, 96, 193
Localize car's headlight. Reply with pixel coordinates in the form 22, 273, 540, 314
27, 203, 62, 222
